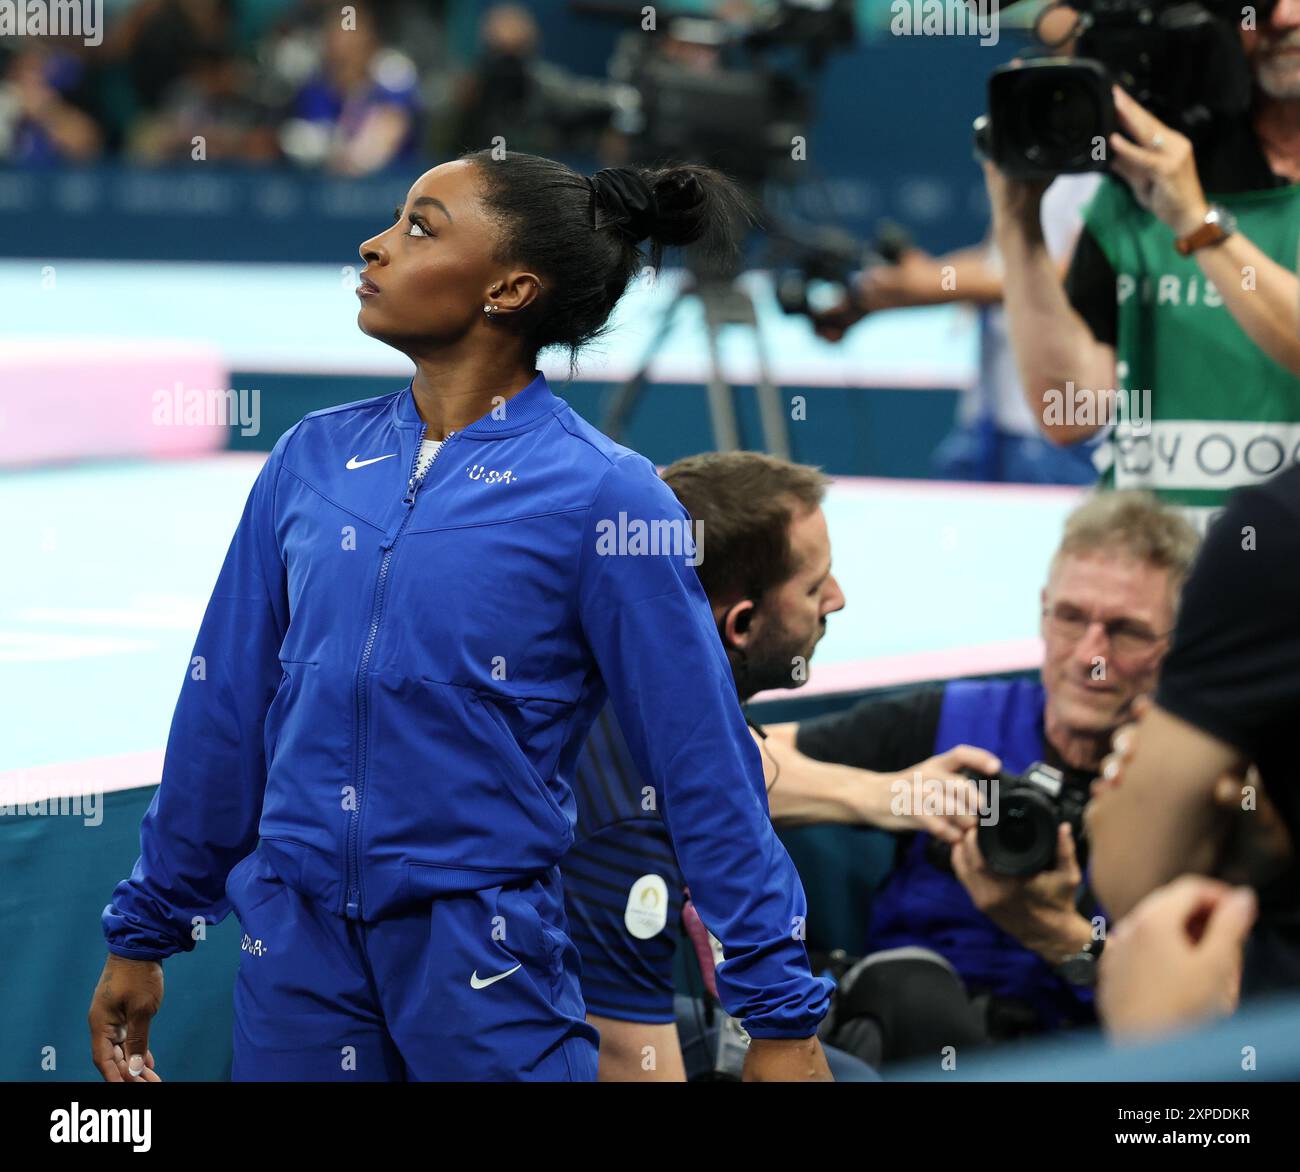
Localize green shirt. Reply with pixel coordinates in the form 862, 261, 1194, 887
1082, 176, 1300, 527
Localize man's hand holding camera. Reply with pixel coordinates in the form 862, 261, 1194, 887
1105, 86, 1211, 237
986, 85, 1208, 241
949, 822, 1094, 965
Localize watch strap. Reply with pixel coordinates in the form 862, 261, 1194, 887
1175, 206, 1236, 256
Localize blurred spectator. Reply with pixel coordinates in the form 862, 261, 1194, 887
451, 3, 627, 159
279, 5, 419, 175
0, 1, 620, 170
810, 177, 1103, 487
110, 0, 234, 111
127, 43, 279, 163
0, 45, 104, 164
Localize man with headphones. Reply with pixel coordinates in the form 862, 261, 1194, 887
561, 451, 997, 1080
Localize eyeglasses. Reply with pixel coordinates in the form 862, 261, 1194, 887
1041, 604, 1171, 658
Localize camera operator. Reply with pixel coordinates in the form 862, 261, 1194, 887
1088, 463, 1300, 993
562, 452, 1000, 1081
989, 1, 1300, 530
775, 491, 1199, 1063
813, 6, 1102, 487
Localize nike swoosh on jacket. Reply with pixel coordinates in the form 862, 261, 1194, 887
101, 371, 832, 1039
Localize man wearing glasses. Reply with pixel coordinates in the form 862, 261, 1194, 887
773, 490, 1200, 1061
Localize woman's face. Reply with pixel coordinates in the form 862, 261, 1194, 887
356, 160, 521, 352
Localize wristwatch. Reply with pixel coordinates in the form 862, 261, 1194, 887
1055, 935, 1105, 987
1174, 204, 1238, 256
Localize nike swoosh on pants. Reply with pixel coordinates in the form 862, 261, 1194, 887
469, 964, 522, 989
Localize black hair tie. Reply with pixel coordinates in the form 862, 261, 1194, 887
589, 168, 659, 243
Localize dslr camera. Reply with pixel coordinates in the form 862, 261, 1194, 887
926, 761, 1092, 878
975, 0, 1260, 178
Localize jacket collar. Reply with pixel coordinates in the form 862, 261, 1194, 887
392, 369, 564, 438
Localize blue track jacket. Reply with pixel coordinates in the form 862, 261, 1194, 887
102, 371, 831, 1039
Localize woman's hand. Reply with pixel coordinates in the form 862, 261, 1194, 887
88, 954, 164, 1082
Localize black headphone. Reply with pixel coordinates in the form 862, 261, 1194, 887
716, 604, 752, 653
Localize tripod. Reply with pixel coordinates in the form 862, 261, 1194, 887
601, 269, 792, 459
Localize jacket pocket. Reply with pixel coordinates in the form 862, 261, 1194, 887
441, 681, 569, 829
224, 849, 256, 907
495, 882, 564, 982
263, 659, 318, 767
224, 847, 279, 919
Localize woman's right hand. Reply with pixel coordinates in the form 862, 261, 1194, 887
88, 954, 164, 1082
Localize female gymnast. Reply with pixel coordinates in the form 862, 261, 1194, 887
91, 151, 833, 1081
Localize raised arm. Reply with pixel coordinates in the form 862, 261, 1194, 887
1105, 86, 1300, 376
985, 163, 1117, 445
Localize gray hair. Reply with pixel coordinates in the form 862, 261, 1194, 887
1049, 489, 1200, 607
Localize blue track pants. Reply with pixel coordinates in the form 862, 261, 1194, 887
226, 846, 599, 1080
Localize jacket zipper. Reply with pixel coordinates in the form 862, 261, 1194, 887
346, 424, 457, 919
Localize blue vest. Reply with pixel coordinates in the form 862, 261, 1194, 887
865, 678, 1095, 1028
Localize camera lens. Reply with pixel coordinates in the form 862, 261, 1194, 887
986, 60, 1114, 177
978, 788, 1059, 877
1019, 79, 1101, 167
1001, 807, 1037, 852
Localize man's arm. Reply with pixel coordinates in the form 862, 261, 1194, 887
1107, 87, 1300, 375
810, 245, 1005, 343
1088, 703, 1244, 921
588, 1015, 686, 1082
561, 811, 689, 1081
857, 246, 1005, 309
755, 725, 999, 842
952, 821, 1097, 976
758, 723, 885, 824
1184, 229, 1300, 375
985, 163, 1117, 445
